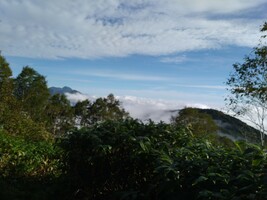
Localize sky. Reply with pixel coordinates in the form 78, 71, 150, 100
1, 0, 267, 121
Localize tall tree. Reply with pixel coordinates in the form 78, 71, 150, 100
74, 99, 91, 127
0, 55, 14, 103
46, 94, 74, 136
0, 55, 18, 129
0, 55, 12, 81
87, 94, 129, 125
0, 56, 50, 140
74, 94, 129, 127
226, 23, 267, 146
14, 66, 50, 122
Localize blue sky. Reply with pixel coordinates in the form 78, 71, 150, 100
1, 0, 267, 111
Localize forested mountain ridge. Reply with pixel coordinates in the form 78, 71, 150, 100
49, 86, 81, 96
198, 108, 263, 143
170, 108, 263, 144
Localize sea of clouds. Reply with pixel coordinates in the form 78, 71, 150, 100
65, 92, 267, 135
65, 92, 210, 123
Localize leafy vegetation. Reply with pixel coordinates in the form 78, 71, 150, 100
0, 129, 63, 199
201, 109, 265, 143
0, 44, 267, 200
171, 107, 218, 136
226, 23, 267, 146
74, 93, 129, 127
60, 120, 267, 200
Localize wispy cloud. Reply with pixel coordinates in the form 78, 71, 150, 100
174, 84, 227, 90
72, 70, 173, 81
0, 0, 265, 59
50, 78, 93, 83
160, 55, 187, 63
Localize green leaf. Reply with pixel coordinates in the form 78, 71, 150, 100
192, 176, 208, 186
139, 141, 147, 152
252, 159, 262, 166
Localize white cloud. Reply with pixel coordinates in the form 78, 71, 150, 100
71, 70, 172, 81
160, 55, 187, 63
174, 84, 227, 90
66, 92, 267, 133
119, 95, 211, 122
65, 92, 212, 122
65, 93, 93, 104
0, 0, 265, 59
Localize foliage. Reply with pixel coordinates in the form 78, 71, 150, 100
61, 119, 191, 199
226, 23, 267, 146
74, 99, 91, 127
74, 94, 129, 127
0, 55, 13, 103
171, 107, 218, 137
1, 109, 52, 141
61, 120, 267, 200
0, 56, 16, 126
0, 130, 61, 178
0, 56, 12, 81
14, 66, 50, 122
0, 54, 266, 199
45, 94, 74, 136
198, 108, 263, 144
0, 130, 63, 199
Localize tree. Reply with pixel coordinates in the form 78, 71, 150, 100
0, 57, 51, 141
171, 107, 218, 137
45, 94, 74, 136
0, 55, 19, 130
76, 94, 129, 126
89, 94, 129, 124
74, 99, 91, 127
0, 55, 14, 104
0, 55, 12, 84
14, 66, 50, 122
226, 23, 267, 146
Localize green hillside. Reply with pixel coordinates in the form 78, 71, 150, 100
197, 109, 263, 144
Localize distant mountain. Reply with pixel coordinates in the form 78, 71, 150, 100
195, 108, 262, 144
49, 86, 81, 96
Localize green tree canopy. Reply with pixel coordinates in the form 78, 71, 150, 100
74, 99, 91, 127
0, 55, 12, 82
45, 94, 74, 136
14, 66, 50, 122
0, 55, 14, 103
0, 55, 18, 130
75, 94, 129, 126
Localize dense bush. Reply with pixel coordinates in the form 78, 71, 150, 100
0, 120, 267, 199
60, 119, 267, 200
0, 130, 63, 199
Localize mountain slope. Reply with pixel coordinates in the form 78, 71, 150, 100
49, 86, 81, 96
196, 108, 262, 144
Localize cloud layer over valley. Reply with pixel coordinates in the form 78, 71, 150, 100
66, 92, 211, 122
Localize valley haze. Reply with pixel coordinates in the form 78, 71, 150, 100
65, 90, 210, 123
